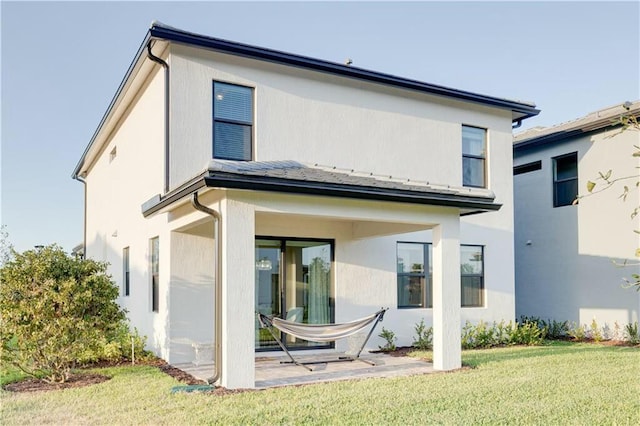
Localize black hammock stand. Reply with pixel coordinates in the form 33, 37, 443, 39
257, 308, 387, 371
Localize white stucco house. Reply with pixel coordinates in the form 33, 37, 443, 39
514, 101, 640, 333
72, 23, 539, 389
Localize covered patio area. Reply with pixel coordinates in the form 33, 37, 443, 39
176, 351, 434, 389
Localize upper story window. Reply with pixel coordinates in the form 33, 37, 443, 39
462, 125, 487, 188
552, 152, 578, 207
123, 246, 130, 297
213, 82, 253, 161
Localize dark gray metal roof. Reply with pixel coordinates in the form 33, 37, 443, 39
142, 160, 501, 217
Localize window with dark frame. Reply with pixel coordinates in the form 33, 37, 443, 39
150, 237, 159, 313
213, 81, 253, 161
460, 245, 484, 307
553, 152, 578, 207
462, 125, 487, 188
397, 243, 432, 308
396, 243, 484, 308
123, 247, 130, 297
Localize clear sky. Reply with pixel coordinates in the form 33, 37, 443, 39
1, 1, 639, 253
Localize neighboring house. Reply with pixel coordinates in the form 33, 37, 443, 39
514, 101, 640, 334
72, 22, 539, 389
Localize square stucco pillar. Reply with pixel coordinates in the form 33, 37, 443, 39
432, 216, 461, 371
220, 198, 255, 389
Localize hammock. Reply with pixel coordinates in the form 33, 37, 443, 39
257, 308, 387, 371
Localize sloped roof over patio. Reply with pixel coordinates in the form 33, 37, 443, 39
142, 160, 501, 218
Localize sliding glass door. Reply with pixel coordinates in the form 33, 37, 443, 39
255, 238, 334, 351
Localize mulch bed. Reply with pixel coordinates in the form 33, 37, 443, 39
3, 373, 110, 393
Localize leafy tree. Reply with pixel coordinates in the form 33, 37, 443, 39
0, 225, 13, 267
0, 245, 127, 383
578, 106, 640, 290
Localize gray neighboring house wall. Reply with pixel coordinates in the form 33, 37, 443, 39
513, 101, 640, 335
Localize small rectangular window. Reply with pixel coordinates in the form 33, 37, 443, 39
397, 242, 432, 308
123, 247, 130, 297
553, 152, 578, 207
462, 125, 487, 187
213, 82, 253, 161
460, 245, 484, 307
513, 160, 542, 176
150, 237, 159, 312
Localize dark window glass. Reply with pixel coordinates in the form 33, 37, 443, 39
553, 153, 578, 207
462, 126, 487, 187
213, 82, 253, 160
460, 245, 484, 307
151, 237, 159, 313
123, 247, 130, 297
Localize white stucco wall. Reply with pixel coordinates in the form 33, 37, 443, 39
514, 128, 640, 329
168, 44, 513, 190
84, 67, 172, 358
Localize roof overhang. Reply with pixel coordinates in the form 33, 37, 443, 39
142, 161, 501, 218
148, 23, 539, 123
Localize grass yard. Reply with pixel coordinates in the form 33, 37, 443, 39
1, 342, 639, 425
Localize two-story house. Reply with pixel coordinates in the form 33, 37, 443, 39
72, 23, 539, 389
514, 101, 640, 334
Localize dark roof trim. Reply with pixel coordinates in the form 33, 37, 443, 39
514, 127, 597, 153
149, 23, 539, 122
141, 173, 206, 218
203, 172, 501, 212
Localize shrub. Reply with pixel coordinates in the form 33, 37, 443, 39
567, 322, 587, 341
589, 319, 603, 342
625, 322, 639, 345
462, 320, 545, 349
378, 327, 397, 352
0, 245, 128, 383
412, 319, 433, 350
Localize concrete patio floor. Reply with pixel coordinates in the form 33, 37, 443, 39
176, 352, 434, 389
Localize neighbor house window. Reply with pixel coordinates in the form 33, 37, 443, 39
397, 243, 432, 308
213, 81, 253, 161
460, 245, 484, 307
397, 243, 484, 308
462, 125, 487, 187
123, 247, 130, 297
150, 237, 159, 312
553, 152, 578, 207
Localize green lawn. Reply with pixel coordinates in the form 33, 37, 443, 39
1, 342, 639, 425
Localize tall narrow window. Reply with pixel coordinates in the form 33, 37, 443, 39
462, 125, 487, 187
213, 81, 253, 161
397, 243, 432, 308
150, 237, 159, 312
461, 245, 484, 307
553, 152, 578, 207
123, 247, 130, 297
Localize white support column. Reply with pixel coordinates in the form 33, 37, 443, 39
220, 198, 255, 389
432, 216, 461, 371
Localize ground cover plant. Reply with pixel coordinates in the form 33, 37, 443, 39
2, 342, 638, 425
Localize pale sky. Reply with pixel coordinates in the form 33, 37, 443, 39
2, 1, 639, 252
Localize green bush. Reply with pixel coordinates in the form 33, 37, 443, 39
378, 327, 397, 352
567, 322, 587, 341
625, 322, 639, 344
412, 319, 433, 350
462, 320, 545, 349
0, 245, 130, 383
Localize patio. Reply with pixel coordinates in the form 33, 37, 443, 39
176, 352, 434, 389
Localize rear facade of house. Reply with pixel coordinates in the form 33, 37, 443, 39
73, 23, 539, 388
513, 102, 640, 334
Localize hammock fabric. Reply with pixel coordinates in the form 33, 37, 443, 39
257, 308, 387, 371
